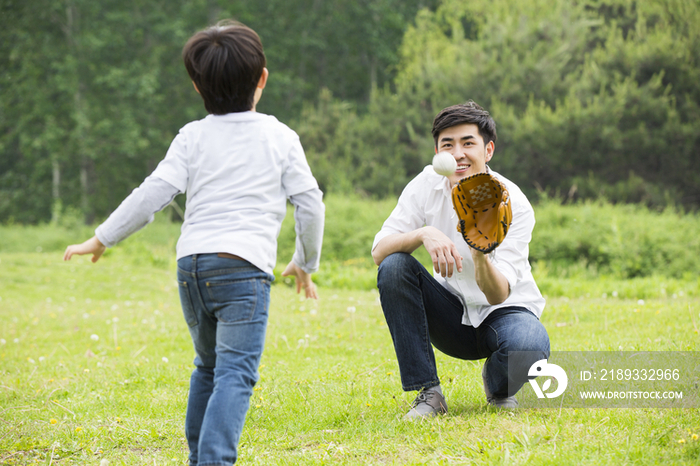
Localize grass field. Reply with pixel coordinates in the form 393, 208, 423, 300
1, 248, 699, 465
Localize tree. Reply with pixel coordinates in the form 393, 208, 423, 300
296, 0, 700, 207
0, 0, 437, 223
0, 0, 209, 223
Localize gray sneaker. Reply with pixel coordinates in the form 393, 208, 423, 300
482, 364, 518, 409
404, 388, 448, 420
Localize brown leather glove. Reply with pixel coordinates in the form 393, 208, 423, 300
452, 173, 513, 253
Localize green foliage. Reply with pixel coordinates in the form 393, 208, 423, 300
0, 0, 206, 223
0, 0, 435, 224
4, 0, 700, 224
295, 0, 700, 208
244, 0, 438, 120
530, 198, 700, 280
278, 193, 396, 263
294, 90, 429, 197
5, 195, 699, 294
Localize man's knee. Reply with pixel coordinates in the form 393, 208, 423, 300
378, 252, 414, 271
516, 329, 549, 356
377, 252, 418, 289
501, 314, 550, 355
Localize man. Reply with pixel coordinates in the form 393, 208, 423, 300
371, 101, 549, 419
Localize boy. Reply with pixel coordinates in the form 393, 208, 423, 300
64, 21, 325, 465
371, 101, 549, 419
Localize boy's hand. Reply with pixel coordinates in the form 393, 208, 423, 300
63, 236, 106, 263
282, 261, 318, 299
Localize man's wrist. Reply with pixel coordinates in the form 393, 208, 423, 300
417, 225, 434, 242
471, 247, 488, 261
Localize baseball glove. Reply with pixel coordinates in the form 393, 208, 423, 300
451, 173, 513, 253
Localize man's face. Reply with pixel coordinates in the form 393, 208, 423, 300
436, 123, 494, 187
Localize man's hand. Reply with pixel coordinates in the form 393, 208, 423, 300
420, 226, 463, 278
63, 236, 106, 263
282, 261, 318, 299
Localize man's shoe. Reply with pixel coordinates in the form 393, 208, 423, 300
482, 364, 519, 409
403, 388, 448, 420
486, 396, 519, 408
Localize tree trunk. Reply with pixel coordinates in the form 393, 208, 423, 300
63, 1, 92, 224
51, 158, 61, 223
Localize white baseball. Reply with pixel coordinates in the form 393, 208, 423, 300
432, 151, 457, 176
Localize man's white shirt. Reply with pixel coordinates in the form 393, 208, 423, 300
372, 165, 545, 328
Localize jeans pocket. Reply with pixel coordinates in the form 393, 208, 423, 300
205, 278, 259, 323
178, 280, 199, 328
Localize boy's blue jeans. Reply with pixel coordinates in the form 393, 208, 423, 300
177, 254, 273, 466
377, 253, 549, 398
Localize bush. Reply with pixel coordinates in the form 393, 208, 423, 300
4, 195, 699, 289
277, 193, 398, 264
530, 198, 700, 279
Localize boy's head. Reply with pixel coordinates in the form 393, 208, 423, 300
183, 20, 267, 114
431, 101, 497, 148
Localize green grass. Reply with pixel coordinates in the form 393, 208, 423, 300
1, 250, 699, 465
2, 197, 700, 464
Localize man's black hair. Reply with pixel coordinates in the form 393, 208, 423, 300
431, 101, 497, 147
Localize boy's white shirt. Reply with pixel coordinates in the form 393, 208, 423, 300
96, 111, 324, 276
372, 165, 545, 328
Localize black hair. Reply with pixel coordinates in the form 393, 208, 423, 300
431, 100, 497, 147
182, 20, 266, 114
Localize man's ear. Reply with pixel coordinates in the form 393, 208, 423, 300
485, 141, 495, 162
257, 68, 269, 90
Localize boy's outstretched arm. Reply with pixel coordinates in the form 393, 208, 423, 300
64, 236, 106, 263
63, 176, 180, 264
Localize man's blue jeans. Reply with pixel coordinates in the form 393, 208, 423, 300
377, 253, 549, 398
177, 254, 273, 466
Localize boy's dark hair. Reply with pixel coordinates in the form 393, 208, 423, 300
431, 101, 497, 147
182, 20, 266, 114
